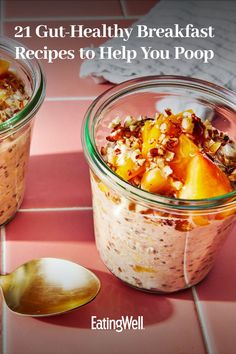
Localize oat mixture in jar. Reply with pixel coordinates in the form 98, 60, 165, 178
91, 109, 235, 292
91, 173, 234, 292
0, 39, 45, 225
0, 60, 31, 224
82, 76, 236, 293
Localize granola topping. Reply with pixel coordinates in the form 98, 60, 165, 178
101, 110, 235, 199
0, 61, 29, 124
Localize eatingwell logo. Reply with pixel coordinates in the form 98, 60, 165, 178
91, 316, 144, 332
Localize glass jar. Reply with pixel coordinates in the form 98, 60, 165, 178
0, 37, 45, 224
82, 76, 236, 293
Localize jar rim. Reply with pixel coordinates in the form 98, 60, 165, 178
0, 36, 46, 134
82, 75, 236, 211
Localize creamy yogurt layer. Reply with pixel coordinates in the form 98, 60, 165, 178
91, 173, 234, 292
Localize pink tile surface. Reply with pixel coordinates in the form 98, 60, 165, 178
195, 224, 236, 354
31, 100, 90, 156
4, 212, 206, 354
123, 0, 158, 16
21, 100, 92, 208
5, 19, 134, 97
22, 152, 92, 208
5, 0, 123, 18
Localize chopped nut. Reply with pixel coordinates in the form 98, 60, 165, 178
165, 108, 172, 116
149, 162, 157, 170
229, 175, 236, 182
155, 158, 165, 169
229, 168, 236, 182
100, 146, 106, 156
204, 119, 213, 129
106, 128, 123, 142
158, 134, 166, 143
204, 129, 209, 139
172, 180, 183, 191
137, 159, 146, 166
131, 140, 140, 149
207, 139, 216, 148
163, 165, 173, 177
129, 125, 136, 132
221, 143, 236, 159
158, 147, 165, 156
149, 138, 156, 144
175, 220, 194, 232
107, 149, 116, 165
183, 111, 192, 118
209, 141, 222, 154
124, 115, 133, 127
108, 117, 121, 129
182, 116, 194, 133
114, 148, 121, 155
128, 202, 136, 211
160, 122, 168, 133
165, 150, 175, 161
132, 176, 141, 186
162, 136, 170, 146
166, 137, 179, 149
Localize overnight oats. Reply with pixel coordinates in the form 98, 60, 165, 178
0, 38, 45, 224
82, 76, 236, 293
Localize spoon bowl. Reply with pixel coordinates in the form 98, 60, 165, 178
0, 258, 100, 317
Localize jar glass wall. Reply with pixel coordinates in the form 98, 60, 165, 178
82, 76, 236, 293
0, 37, 45, 224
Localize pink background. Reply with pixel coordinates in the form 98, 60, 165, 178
0, 1, 236, 353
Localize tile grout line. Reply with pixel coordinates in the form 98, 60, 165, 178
0, 227, 6, 276
45, 96, 97, 102
192, 286, 215, 354
18, 206, 93, 212
120, 0, 128, 18
4, 15, 139, 22
1, 226, 7, 354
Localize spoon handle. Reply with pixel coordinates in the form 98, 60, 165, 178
0, 274, 11, 292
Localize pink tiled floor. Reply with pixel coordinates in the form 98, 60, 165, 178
1, 1, 236, 354
194, 224, 236, 354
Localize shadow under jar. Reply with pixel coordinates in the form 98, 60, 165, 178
0, 37, 45, 225
82, 76, 236, 293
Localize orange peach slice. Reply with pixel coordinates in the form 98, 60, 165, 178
141, 167, 171, 194
0, 59, 9, 76
170, 134, 199, 181
192, 215, 210, 226
116, 158, 144, 181
142, 120, 162, 157
98, 181, 109, 194
179, 153, 233, 199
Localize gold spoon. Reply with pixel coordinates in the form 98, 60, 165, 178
0, 258, 100, 317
